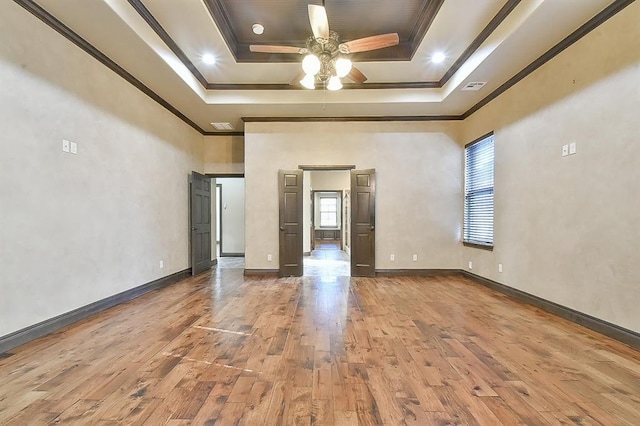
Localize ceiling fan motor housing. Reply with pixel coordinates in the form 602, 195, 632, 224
306, 31, 343, 82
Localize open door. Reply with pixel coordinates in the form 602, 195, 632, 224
190, 171, 212, 275
279, 170, 303, 277
351, 169, 375, 277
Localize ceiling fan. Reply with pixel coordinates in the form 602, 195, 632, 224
249, 3, 399, 90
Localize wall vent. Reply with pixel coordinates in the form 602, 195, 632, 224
461, 82, 487, 91
211, 122, 234, 130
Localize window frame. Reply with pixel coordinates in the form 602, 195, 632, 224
319, 196, 339, 228
463, 132, 495, 251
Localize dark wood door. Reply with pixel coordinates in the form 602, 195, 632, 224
279, 170, 303, 276
351, 169, 376, 277
191, 171, 212, 275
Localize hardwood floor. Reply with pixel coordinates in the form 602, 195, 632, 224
1, 267, 639, 424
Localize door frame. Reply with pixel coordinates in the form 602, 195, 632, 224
206, 174, 245, 258
294, 165, 375, 277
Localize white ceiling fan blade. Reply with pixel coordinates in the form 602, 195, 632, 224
308, 4, 329, 40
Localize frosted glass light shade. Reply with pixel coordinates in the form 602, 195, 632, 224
335, 58, 352, 78
302, 54, 321, 76
327, 76, 343, 91
300, 74, 316, 89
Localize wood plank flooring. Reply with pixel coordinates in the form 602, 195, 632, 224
1, 266, 639, 424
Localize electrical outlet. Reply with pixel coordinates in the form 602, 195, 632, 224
70, 141, 78, 154
267, 254, 272, 262
498, 263, 503, 273
569, 142, 577, 155
468, 261, 473, 269
62, 139, 70, 153
390, 254, 395, 261
412, 254, 418, 262
159, 260, 164, 269
562, 144, 568, 157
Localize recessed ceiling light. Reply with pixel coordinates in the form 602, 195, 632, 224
252, 23, 264, 35
202, 53, 216, 65
432, 52, 445, 63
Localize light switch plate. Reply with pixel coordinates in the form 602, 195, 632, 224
62, 139, 70, 153
569, 142, 576, 155
412, 254, 418, 261
498, 263, 503, 273
468, 261, 473, 269
70, 141, 78, 154
390, 254, 395, 261
562, 144, 568, 156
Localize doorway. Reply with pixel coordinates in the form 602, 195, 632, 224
278, 167, 375, 277
216, 177, 245, 257
307, 182, 350, 276
208, 175, 245, 271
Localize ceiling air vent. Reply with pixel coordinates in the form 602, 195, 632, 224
211, 122, 234, 130
461, 82, 487, 91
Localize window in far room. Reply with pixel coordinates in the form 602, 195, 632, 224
319, 197, 338, 228
464, 132, 494, 248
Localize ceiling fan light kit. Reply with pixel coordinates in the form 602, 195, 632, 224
249, 3, 399, 90
302, 53, 321, 75
300, 73, 316, 89
335, 57, 352, 78
300, 31, 353, 89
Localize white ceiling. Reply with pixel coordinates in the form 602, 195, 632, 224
32, 0, 616, 133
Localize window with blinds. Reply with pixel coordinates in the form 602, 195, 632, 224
319, 197, 338, 228
464, 133, 494, 247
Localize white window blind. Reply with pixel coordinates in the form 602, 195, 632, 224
464, 134, 494, 246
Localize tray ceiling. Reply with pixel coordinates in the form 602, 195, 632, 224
17, 0, 630, 133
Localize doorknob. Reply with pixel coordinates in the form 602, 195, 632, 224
191, 227, 197, 231
370, 226, 375, 230
280, 226, 285, 231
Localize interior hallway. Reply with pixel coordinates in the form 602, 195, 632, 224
0, 267, 638, 424
304, 241, 350, 277
214, 241, 351, 277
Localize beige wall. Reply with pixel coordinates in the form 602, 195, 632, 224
203, 136, 245, 175
461, 2, 640, 332
310, 170, 351, 191
244, 121, 464, 271
0, 2, 203, 337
